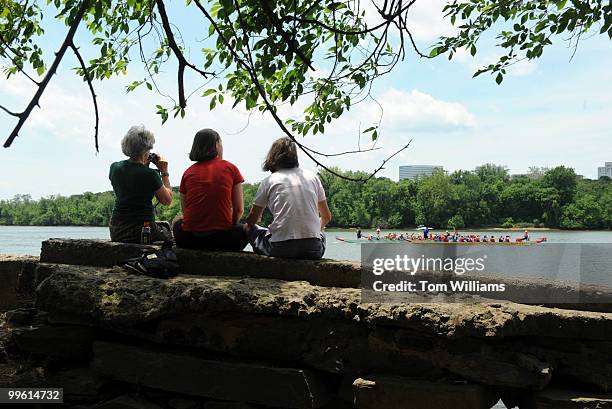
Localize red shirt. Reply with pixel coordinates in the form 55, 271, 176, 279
179, 158, 244, 232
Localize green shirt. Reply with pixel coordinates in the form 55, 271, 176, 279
109, 160, 162, 221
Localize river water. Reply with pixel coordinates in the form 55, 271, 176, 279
1, 225, 611, 260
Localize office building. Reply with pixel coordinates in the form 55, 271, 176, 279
399, 165, 443, 181
598, 162, 612, 179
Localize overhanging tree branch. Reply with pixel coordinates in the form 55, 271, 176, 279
0, 104, 19, 117
154, 0, 215, 108
3, 0, 91, 149
193, 0, 410, 182
70, 42, 100, 152
281, 0, 418, 36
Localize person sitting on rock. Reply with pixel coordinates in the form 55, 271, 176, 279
108, 125, 173, 243
172, 129, 248, 251
245, 137, 332, 260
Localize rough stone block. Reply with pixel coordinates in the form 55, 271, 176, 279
510, 337, 612, 392
0, 257, 21, 311
49, 367, 109, 402
4, 308, 38, 326
12, 325, 93, 361
40, 239, 361, 288
0, 363, 47, 388
0, 255, 38, 311
353, 376, 498, 409
203, 403, 259, 409
154, 313, 370, 374
17, 259, 38, 295
168, 398, 202, 409
95, 394, 164, 409
368, 327, 552, 389
92, 341, 330, 408
35, 265, 612, 342
521, 388, 612, 409
34, 266, 612, 391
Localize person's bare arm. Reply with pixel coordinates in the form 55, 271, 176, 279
153, 155, 172, 205
246, 205, 265, 227
154, 183, 172, 206
180, 193, 186, 213
318, 200, 332, 229
232, 183, 244, 224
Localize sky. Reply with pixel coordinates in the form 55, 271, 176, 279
1, 0, 612, 199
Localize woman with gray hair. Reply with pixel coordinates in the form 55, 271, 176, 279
108, 125, 173, 243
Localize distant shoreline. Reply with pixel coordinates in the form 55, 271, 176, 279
326, 226, 607, 232
1, 225, 610, 232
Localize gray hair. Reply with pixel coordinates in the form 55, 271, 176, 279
121, 125, 155, 158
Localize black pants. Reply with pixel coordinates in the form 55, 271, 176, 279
247, 224, 326, 260
173, 220, 248, 252
109, 217, 172, 244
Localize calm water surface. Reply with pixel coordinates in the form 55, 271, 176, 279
1, 226, 611, 260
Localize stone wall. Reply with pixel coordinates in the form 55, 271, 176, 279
0, 255, 38, 311
1, 240, 612, 408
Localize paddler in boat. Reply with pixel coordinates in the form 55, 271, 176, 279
423, 226, 429, 239
357, 227, 362, 239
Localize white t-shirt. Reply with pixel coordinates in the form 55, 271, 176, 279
253, 167, 326, 242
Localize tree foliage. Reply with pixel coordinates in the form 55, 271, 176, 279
2, 0, 610, 178
432, 0, 612, 83
2, 165, 611, 230
0, 0, 419, 178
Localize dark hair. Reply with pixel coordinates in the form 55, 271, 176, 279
189, 128, 220, 162
262, 137, 299, 172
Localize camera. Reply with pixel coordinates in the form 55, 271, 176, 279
148, 153, 159, 163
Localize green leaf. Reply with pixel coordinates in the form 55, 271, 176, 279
202, 88, 216, 97
495, 73, 503, 85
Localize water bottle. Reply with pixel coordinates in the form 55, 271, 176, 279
141, 222, 151, 244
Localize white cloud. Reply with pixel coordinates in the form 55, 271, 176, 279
355, 88, 477, 132
508, 59, 537, 77
404, 0, 457, 41
0, 75, 120, 149
362, 0, 454, 42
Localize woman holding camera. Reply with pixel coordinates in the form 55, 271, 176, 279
108, 125, 173, 243
172, 128, 248, 251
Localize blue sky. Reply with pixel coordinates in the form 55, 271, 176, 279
1, 0, 611, 199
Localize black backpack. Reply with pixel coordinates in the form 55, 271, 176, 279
119, 241, 179, 279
